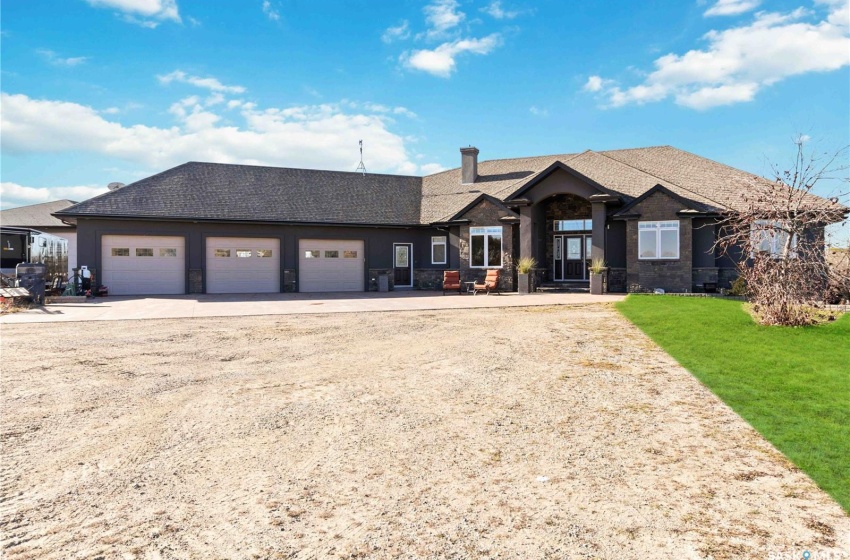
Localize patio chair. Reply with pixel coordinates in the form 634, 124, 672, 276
443, 270, 462, 295
473, 269, 501, 295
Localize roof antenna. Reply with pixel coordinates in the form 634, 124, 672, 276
355, 140, 367, 176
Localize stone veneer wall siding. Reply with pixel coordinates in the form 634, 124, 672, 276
625, 191, 693, 293
457, 198, 516, 291
189, 269, 203, 294
543, 194, 592, 282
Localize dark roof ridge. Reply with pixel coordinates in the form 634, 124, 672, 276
184, 160, 422, 180
594, 148, 730, 210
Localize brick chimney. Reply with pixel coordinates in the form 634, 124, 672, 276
460, 146, 479, 184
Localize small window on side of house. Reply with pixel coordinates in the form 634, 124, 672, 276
431, 236, 447, 264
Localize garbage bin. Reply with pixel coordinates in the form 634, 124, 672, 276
378, 273, 389, 292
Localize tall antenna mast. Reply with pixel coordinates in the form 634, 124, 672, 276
355, 140, 367, 176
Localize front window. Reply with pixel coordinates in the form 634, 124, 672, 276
431, 236, 447, 264
751, 220, 797, 258
470, 226, 502, 268
638, 221, 679, 260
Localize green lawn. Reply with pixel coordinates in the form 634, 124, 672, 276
616, 295, 850, 512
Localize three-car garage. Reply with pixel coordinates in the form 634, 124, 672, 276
100, 234, 368, 295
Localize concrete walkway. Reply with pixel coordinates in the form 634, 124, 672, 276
0, 291, 625, 324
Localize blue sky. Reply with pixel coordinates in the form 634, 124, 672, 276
1, 0, 848, 243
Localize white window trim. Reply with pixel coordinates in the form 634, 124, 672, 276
469, 226, 503, 269
431, 236, 447, 265
751, 220, 798, 258
637, 220, 680, 260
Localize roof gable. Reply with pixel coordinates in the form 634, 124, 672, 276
613, 184, 718, 218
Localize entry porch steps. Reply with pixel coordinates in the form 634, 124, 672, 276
536, 282, 590, 294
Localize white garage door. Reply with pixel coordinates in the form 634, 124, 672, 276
206, 237, 280, 294
102, 235, 185, 295
298, 239, 364, 292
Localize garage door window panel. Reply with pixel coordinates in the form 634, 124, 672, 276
257, 249, 273, 258
159, 248, 177, 257
236, 250, 252, 258
304, 250, 319, 258
136, 248, 154, 257
112, 248, 130, 257
343, 250, 357, 258
215, 249, 231, 258
325, 250, 339, 258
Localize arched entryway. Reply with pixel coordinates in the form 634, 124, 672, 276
542, 194, 593, 282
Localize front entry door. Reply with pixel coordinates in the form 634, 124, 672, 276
563, 236, 584, 279
553, 234, 592, 281
393, 243, 413, 287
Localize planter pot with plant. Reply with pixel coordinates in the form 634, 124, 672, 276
516, 256, 537, 294
589, 258, 607, 295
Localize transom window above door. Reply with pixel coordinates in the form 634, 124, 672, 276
554, 219, 592, 232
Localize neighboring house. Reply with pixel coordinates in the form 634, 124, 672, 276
53, 145, 841, 296
1, 200, 78, 276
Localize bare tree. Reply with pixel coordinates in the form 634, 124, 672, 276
714, 138, 849, 326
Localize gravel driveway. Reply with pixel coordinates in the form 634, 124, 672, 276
1, 304, 847, 559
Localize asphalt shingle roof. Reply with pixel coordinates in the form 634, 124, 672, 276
56, 146, 838, 226
59, 162, 423, 225
0, 200, 77, 228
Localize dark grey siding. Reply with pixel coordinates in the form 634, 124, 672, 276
605, 220, 627, 268
76, 218, 447, 293
692, 218, 716, 268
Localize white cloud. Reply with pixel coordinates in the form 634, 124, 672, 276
85, 0, 181, 27
262, 0, 280, 21
382, 20, 411, 43
36, 49, 89, 67
0, 92, 433, 176
529, 106, 548, 117
482, 1, 520, 19
402, 34, 502, 77
704, 0, 762, 16
422, 0, 465, 39
420, 163, 446, 175
582, 75, 615, 92
157, 70, 246, 93
0, 182, 107, 209
585, 1, 850, 110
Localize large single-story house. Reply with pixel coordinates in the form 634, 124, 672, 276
1, 199, 78, 276
53, 145, 833, 296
